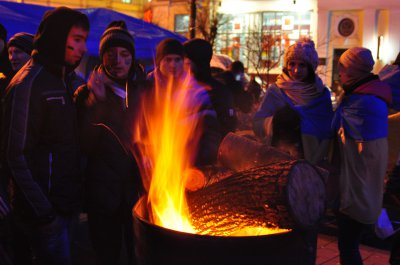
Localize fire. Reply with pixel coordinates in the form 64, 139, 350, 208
134, 71, 289, 236
134, 72, 202, 233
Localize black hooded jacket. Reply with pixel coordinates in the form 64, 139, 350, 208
0, 7, 89, 221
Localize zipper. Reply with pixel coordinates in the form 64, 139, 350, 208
46, 96, 65, 105
48, 152, 53, 193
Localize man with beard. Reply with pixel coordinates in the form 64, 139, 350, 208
0, 7, 89, 265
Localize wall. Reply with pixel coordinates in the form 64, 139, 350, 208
317, 0, 400, 87
150, 0, 188, 30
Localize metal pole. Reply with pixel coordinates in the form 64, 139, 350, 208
189, 0, 196, 39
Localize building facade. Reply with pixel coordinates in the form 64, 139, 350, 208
317, 0, 400, 90
149, 0, 400, 89
9, 0, 400, 89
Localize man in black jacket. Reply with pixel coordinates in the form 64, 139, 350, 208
0, 7, 89, 265
183, 38, 237, 138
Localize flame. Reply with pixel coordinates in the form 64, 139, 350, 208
134, 71, 289, 236
134, 72, 203, 233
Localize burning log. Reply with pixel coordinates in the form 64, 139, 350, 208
187, 159, 326, 234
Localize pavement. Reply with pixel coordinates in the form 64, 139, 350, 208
70, 212, 394, 265
316, 233, 390, 265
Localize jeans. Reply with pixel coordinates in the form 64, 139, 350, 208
13, 214, 72, 265
337, 212, 369, 265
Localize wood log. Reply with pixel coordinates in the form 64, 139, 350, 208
187, 160, 326, 235
217, 132, 293, 172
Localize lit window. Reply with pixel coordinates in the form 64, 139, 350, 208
122, 0, 131, 3
174, 14, 189, 33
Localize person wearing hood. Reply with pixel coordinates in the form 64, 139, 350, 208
183, 38, 237, 138
74, 20, 144, 265
0, 7, 89, 265
253, 39, 334, 265
332, 47, 392, 265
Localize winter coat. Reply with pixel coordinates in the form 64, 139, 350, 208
0, 54, 82, 221
253, 73, 334, 164
202, 77, 237, 138
215, 70, 253, 114
0, 7, 88, 222
379, 64, 400, 111
75, 80, 145, 214
332, 75, 392, 224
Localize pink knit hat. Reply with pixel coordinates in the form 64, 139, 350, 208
339, 47, 374, 74
284, 39, 319, 71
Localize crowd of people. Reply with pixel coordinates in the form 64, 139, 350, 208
0, 5, 399, 265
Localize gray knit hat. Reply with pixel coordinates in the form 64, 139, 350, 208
8, 32, 34, 55
99, 26, 135, 60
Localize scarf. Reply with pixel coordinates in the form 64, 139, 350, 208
275, 71, 325, 106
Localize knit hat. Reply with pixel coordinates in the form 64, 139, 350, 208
99, 24, 135, 60
8, 32, 34, 55
284, 39, 319, 71
155, 38, 184, 66
0, 24, 6, 42
339, 47, 375, 74
183, 38, 213, 70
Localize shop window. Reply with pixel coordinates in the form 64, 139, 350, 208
214, 10, 313, 76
